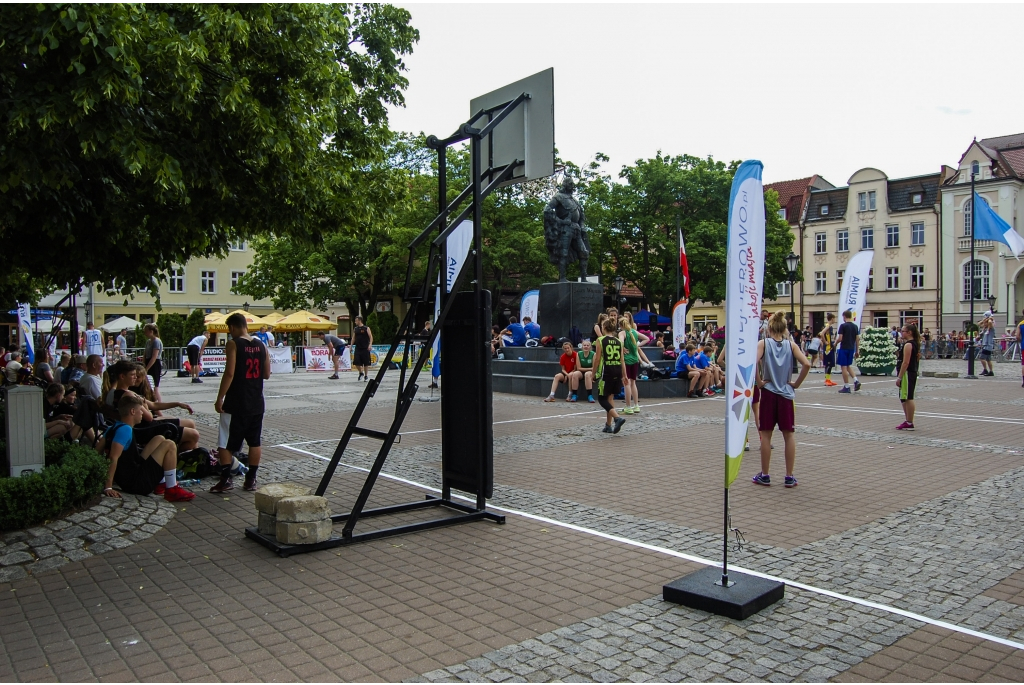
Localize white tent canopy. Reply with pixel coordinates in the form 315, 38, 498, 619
99, 316, 139, 333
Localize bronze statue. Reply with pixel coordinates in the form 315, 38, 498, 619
543, 178, 590, 282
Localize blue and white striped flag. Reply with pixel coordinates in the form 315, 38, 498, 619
974, 192, 1024, 259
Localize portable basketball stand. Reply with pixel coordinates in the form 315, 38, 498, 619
246, 69, 555, 557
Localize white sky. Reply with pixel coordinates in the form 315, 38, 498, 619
387, 3, 1024, 187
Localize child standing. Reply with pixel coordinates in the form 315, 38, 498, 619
751, 311, 810, 488
819, 313, 837, 387
592, 318, 627, 434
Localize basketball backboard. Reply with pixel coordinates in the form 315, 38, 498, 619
469, 68, 554, 185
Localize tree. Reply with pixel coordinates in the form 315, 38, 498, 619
183, 308, 206, 342
157, 312, 184, 348
0, 4, 418, 302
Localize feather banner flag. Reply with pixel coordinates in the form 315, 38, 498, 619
724, 161, 765, 488
679, 227, 691, 299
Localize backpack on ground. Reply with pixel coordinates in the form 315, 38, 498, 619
177, 447, 217, 478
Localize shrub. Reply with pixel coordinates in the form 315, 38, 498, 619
366, 310, 399, 346
183, 308, 207, 342
158, 312, 186, 348
0, 441, 108, 531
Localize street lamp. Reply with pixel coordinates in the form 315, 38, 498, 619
613, 275, 625, 308
785, 251, 800, 334
988, 293, 997, 314
502, 306, 511, 322
967, 171, 977, 379
243, 301, 250, 312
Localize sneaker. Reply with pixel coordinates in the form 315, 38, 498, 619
588, 395, 595, 403
544, 395, 555, 402
896, 421, 915, 431
429, 383, 439, 389
752, 472, 771, 486
632, 404, 641, 413
612, 417, 626, 434
210, 477, 234, 493
704, 389, 716, 397
153, 483, 166, 496
784, 475, 798, 488
838, 387, 851, 394
621, 406, 635, 415
568, 394, 577, 403
243, 476, 258, 492
854, 379, 861, 391
744, 444, 750, 451
229, 458, 248, 478
191, 378, 203, 384
327, 374, 339, 380
358, 372, 363, 380
824, 379, 837, 387
602, 424, 613, 433
164, 485, 196, 502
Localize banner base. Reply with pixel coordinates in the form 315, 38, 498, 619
663, 566, 784, 620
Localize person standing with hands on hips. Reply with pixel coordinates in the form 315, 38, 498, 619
752, 311, 811, 488
352, 316, 373, 381
835, 309, 861, 393
895, 324, 921, 431
211, 313, 270, 493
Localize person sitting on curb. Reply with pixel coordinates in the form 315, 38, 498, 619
43, 383, 74, 439
499, 317, 527, 347
105, 360, 200, 450
673, 344, 707, 396
523, 316, 540, 339
545, 341, 582, 402
701, 344, 725, 392
97, 393, 195, 502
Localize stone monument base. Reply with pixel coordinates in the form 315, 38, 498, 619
538, 281, 604, 340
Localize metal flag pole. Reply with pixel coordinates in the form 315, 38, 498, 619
676, 214, 681, 304
967, 171, 977, 379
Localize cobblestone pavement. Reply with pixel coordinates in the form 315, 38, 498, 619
0, 495, 176, 583
2, 359, 1024, 682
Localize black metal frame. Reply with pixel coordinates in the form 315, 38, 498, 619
246, 95, 532, 556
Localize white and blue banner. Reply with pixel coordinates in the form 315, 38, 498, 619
433, 220, 474, 361
724, 161, 765, 487
671, 299, 688, 350
974, 192, 1024, 258
17, 302, 34, 364
838, 250, 873, 328
519, 290, 539, 326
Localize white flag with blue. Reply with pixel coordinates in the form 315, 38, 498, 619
973, 192, 1024, 258
17, 303, 35, 364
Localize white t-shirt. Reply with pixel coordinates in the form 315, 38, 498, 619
79, 373, 102, 400
116, 334, 127, 352
188, 335, 207, 348
84, 329, 103, 355
5, 361, 22, 383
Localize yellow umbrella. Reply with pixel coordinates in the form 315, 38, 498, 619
263, 312, 287, 325
207, 310, 274, 332
204, 312, 226, 325
271, 310, 335, 332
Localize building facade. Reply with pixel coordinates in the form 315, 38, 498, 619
801, 168, 944, 334
940, 134, 1024, 333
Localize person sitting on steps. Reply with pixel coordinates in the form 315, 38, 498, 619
545, 341, 582, 402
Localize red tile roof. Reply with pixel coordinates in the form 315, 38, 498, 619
765, 177, 812, 211
997, 148, 1024, 178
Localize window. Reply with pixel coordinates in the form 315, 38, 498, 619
868, 268, 874, 291
900, 310, 923, 328
886, 224, 899, 248
815, 271, 827, 294
963, 199, 972, 236
910, 265, 924, 289
873, 312, 888, 329
971, 161, 980, 176
886, 267, 899, 290
858, 192, 867, 211
815, 232, 827, 254
861, 227, 874, 249
231, 271, 245, 288
229, 240, 246, 251
778, 208, 787, 221
168, 268, 185, 293
820, 204, 829, 216
911, 193, 923, 205
962, 260, 991, 301
911, 222, 925, 246
200, 270, 216, 294
836, 270, 845, 292
777, 281, 791, 297
836, 230, 849, 252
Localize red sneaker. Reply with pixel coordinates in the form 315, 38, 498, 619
164, 485, 196, 502
153, 483, 166, 496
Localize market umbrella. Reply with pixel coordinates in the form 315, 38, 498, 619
270, 310, 335, 332
206, 310, 275, 333
633, 310, 671, 325
99, 316, 142, 333
262, 312, 287, 325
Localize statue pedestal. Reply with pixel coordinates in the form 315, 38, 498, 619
538, 281, 604, 340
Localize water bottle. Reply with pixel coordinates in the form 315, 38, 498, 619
176, 469, 184, 480
179, 478, 202, 487
518, 357, 524, 361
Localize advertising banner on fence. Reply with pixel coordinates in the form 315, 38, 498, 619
369, 344, 420, 368
837, 250, 873, 328
269, 346, 293, 374
671, 299, 688, 350
304, 345, 349, 371
724, 160, 765, 488
180, 347, 227, 373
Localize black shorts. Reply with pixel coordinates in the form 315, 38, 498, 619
134, 419, 183, 446
354, 348, 371, 366
148, 360, 162, 387
598, 371, 623, 398
187, 345, 201, 367
226, 413, 264, 452
980, 348, 993, 360
114, 452, 164, 496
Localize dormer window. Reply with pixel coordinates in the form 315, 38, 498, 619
971, 161, 980, 176
911, 193, 922, 205
820, 204, 829, 216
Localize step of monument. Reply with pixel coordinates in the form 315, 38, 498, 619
496, 345, 666, 362
492, 358, 675, 378
492, 373, 691, 400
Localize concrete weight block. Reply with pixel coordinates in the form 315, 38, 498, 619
258, 512, 276, 536
253, 483, 311, 514
276, 519, 333, 545
275, 496, 331, 523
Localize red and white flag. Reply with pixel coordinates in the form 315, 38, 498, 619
679, 227, 690, 299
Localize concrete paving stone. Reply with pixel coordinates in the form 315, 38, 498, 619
106, 536, 132, 549
0, 551, 34, 566
57, 538, 84, 550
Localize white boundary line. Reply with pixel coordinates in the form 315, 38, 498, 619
801, 403, 1024, 426
278, 443, 1024, 652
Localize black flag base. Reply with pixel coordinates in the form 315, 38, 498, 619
663, 566, 784, 620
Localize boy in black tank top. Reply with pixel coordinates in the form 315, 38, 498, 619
212, 313, 270, 492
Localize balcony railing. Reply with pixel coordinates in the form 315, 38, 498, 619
959, 238, 994, 251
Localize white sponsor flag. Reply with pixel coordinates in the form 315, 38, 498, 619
433, 220, 473, 356
724, 161, 765, 487
837, 250, 873, 328
671, 299, 688, 350
519, 290, 539, 327
17, 303, 34, 363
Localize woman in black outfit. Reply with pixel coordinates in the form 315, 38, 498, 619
353, 316, 373, 381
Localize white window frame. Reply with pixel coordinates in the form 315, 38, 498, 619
861, 227, 874, 250
815, 232, 827, 254
971, 161, 980, 176
963, 198, 972, 236
868, 190, 876, 210
911, 222, 925, 246
776, 281, 791, 298
858, 192, 867, 211
910, 265, 924, 290
962, 259, 991, 301
778, 208, 787, 221
229, 240, 246, 251
168, 267, 185, 293
911, 193, 923, 205
886, 224, 900, 248
230, 270, 245, 288
886, 266, 899, 290
900, 310, 924, 328
836, 270, 845, 292
814, 271, 827, 294
836, 230, 849, 252
820, 204, 829, 216
200, 270, 217, 294
868, 268, 874, 291
873, 312, 889, 329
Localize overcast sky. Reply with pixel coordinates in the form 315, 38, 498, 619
387, 3, 1023, 187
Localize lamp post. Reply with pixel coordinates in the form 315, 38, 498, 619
613, 275, 625, 310
967, 172, 977, 379
243, 301, 250, 312
988, 293, 997, 314
785, 251, 800, 335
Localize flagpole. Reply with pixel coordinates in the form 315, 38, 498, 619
676, 215, 681, 304
967, 172, 977, 379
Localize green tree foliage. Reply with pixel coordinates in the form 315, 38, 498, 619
157, 312, 185, 348
0, 3, 418, 302
365, 311, 398, 346
183, 308, 207, 342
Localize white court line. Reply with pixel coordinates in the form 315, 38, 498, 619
277, 443, 1024, 652
797, 442, 825, 447
801, 403, 1024, 426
